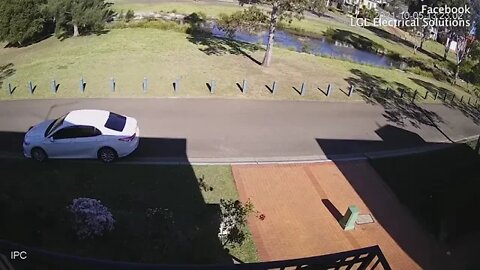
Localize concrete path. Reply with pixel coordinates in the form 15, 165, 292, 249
0, 98, 478, 162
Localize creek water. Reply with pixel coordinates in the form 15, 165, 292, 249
209, 25, 400, 68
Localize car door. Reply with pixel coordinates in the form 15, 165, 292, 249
45, 126, 77, 158
75, 126, 103, 158
47, 126, 101, 158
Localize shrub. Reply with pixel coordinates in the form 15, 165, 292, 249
358, 6, 378, 21
406, 66, 433, 78
110, 19, 191, 33
184, 12, 205, 24
287, 46, 297, 51
323, 27, 336, 42
125, 9, 135, 22
301, 42, 312, 53
68, 198, 115, 240
118, 9, 125, 20
197, 11, 207, 20
218, 199, 255, 247
386, 51, 402, 61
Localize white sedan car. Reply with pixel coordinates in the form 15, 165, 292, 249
23, 109, 139, 163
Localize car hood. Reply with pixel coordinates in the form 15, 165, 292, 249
25, 120, 54, 140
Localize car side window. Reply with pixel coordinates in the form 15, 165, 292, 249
82, 126, 102, 137
52, 126, 101, 140
52, 127, 81, 140
93, 127, 102, 136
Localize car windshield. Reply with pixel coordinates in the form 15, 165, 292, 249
45, 114, 67, 137
104, 112, 127, 132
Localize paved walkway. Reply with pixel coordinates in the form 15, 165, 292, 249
232, 161, 455, 269
0, 98, 478, 162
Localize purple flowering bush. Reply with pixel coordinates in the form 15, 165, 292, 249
68, 198, 115, 239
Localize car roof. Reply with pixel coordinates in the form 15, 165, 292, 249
64, 109, 110, 129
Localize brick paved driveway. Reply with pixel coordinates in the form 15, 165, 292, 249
232, 161, 452, 269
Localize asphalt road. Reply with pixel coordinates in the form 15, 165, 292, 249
0, 98, 478, 162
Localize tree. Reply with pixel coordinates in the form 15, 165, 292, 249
309, 0, 328, 16
357, 6, 378, 21
384, 0, 408, 14
0, 0, 48, 46
448, 0, 479, 84
218, 0, 311, 67
405, 0, 435, 53
459, 59, 480, 88
453, 37, 477, 84
435, 0, 472, 60
48, 0, 114, 37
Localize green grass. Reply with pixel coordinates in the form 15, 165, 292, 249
112, 0, 244, 18
368, 144, 480, 241
465, 137, 480, 152
0, 28, 474, 103
0, 159, 258, 266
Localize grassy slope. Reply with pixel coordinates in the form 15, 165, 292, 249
112, 0, 244, 17
0, 28, 473, 102
290, 18, 453, 62
0, 160, 258, 264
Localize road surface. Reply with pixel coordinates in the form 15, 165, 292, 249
0, 98, 478, 163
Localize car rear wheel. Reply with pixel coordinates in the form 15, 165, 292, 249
31, 147, 47, 162
98, 147, 117, 163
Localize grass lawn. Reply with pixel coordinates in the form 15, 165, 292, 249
0, 159, 258, 267
0, 28, 474, 104
112, 0, 244, 17
368, 143, 480, 242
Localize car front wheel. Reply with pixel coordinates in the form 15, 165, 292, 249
31, 147, 47, 162
98, 147, 117, 163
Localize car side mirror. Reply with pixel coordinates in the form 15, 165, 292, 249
49, 137, 54, 142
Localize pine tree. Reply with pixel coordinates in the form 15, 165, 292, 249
0, 0, 48, 46
48, 0, 114, 37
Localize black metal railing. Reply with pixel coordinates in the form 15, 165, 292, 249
0, 239, 390, 270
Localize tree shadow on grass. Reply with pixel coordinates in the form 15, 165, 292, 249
325, 29, 386, 54
409, 77, 480, 125
365, 26, 445, 62
186, 33, 263, 65
57, 29, 111, 42
362, 26, 454, 83
365, 26, 412, 46
346, 68, 444, 128
4, 34, 54, 48
0, 63, 16, 90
